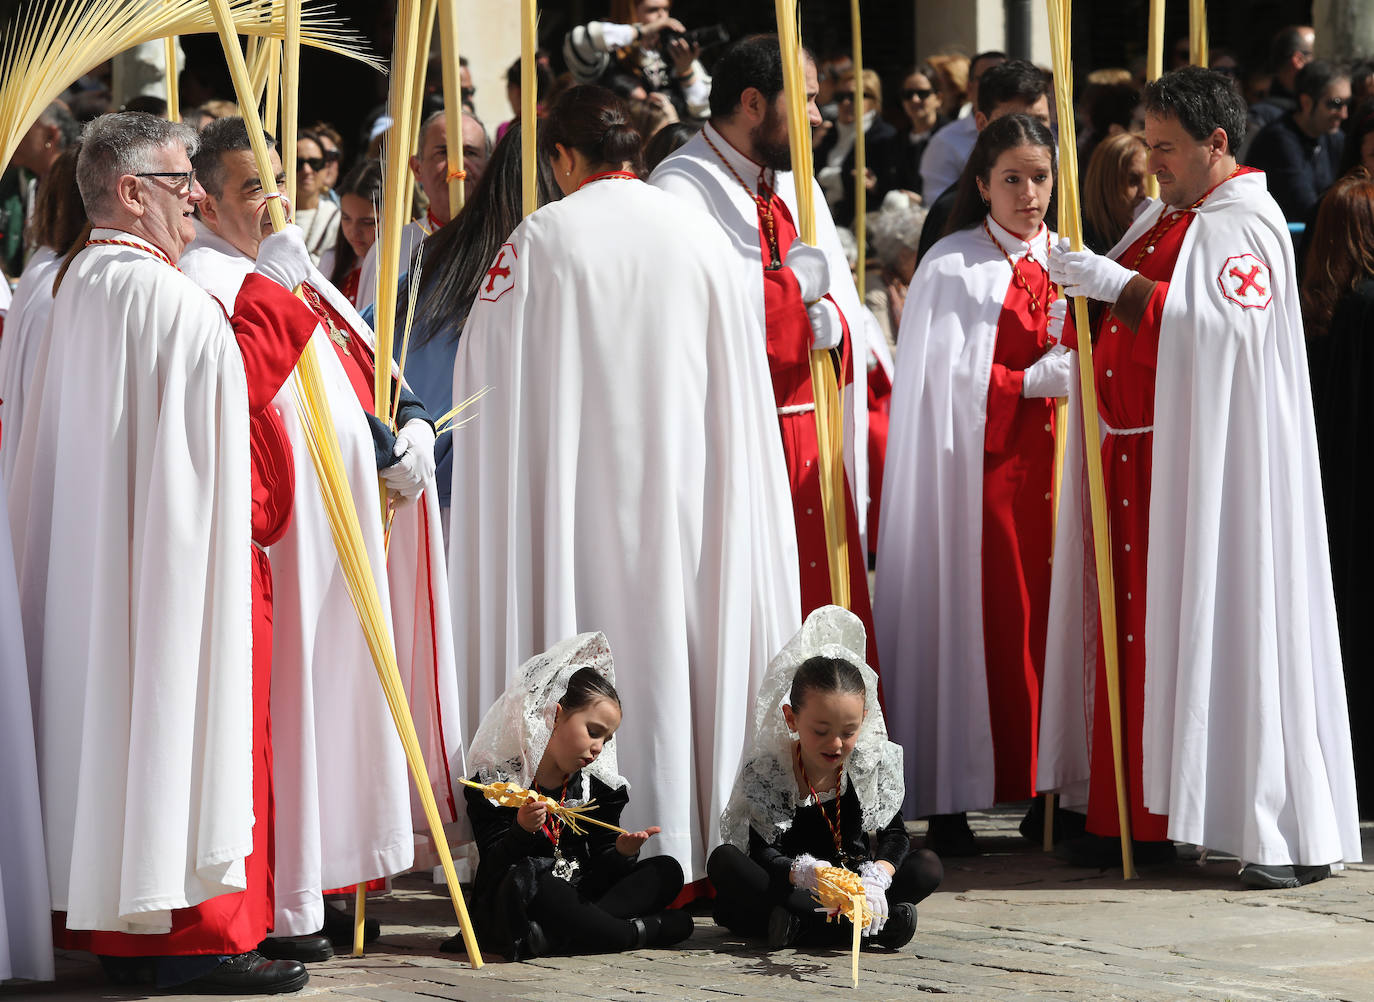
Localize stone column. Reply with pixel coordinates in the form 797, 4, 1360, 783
1313, 0, 1374, 62
456, 0, 522, 137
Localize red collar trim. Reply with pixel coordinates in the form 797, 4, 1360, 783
578, 170, 639, 190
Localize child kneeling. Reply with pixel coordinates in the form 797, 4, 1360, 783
709, 607, 942, 950
452, 633, 693, 960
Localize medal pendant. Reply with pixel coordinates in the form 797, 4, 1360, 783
552, 850, 580, 882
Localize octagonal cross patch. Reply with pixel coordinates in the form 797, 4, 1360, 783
1217, 253, 1272, 311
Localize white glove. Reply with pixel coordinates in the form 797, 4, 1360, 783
253, 224, 312, 291
789, 853, 832, 892
784, 239, 831, 303
1049, 237, 1134, 303
1022, 344, 1073, 399
380, 419, 436, 503
857, 861, 892, 937
1045, 296, 1068, 348
807, 298, 843, 351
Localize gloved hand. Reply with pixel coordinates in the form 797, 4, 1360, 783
857, 860, 892, 937
1022, 344, 1072, 399
380, 418, 436, 503
1049, 237, 1135, 303
253, 224, 312, 291
784, 239, 831, 303
807, 298, 843, 351
789, 852, 832, 892
1046, 296, 1068, 347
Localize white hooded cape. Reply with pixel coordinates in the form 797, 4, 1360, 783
183, 228, 465, 934
651, 124, 872, 551
447, 177, 800, 880
9, 232, 255, 933
0, 470, 53, 979
0, 247, 60, 489
1040, 171, 1360, 866
874, 221, 1056, 818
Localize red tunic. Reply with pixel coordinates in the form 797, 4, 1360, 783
865, 354, 892, 554
757, 191, 879, 671
980, 251, 1057, 803
58, 274, 318, 956
1083, 210, 1192, 842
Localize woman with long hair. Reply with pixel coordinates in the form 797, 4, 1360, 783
1082, 131, 1150, 252
327, 159, 382, 305
875, 114, 1074, 856
1302, 168, 1374, 815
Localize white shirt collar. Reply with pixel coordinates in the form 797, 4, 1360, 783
88, 227, 170, 260
984, 215, 1050, 269
704, 121, 780, 194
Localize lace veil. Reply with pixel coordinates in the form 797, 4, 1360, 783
466, 631, 627, 802
719, 605, 904, 849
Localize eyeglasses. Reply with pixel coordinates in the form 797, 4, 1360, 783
1324, 96, 1350, 110
297, 156, 327, 172
903, 87, 935, 101
134, 169, 196, 193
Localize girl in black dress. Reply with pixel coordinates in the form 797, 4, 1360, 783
448, 632, 693, 959
709, 607, 942, 950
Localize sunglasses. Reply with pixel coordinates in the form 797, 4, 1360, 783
1325, 96, 1350, 110
319, 147, 340, 163
297, 156, 327, 172
135, 169, 196, 193
461, 86, 476, 101
903, 87, 935, 101
837, 90, 878, 103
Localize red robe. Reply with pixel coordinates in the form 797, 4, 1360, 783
57, 275, 318, 955
1082, 211, 1192, 842
981, 259, 1057, 803
757, 191, 879, 671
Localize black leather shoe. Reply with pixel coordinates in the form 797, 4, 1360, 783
257, 934, 334, 963
924, 812, 979, 857
180, 951, 309, 995
97, 955, 155, 986
766, 905, 801, 949
645, 909, 694, 948
1019, 800, 1088, 844
1055, 833, 1177, 868
871, 902, 918, 950
1239, 862, 1332, 890
319, 904, 380, 948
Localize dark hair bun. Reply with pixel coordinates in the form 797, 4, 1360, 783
545, 85, 644, 173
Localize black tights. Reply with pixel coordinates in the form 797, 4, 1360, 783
707, 844, 943, 940
525, 855, 683, 953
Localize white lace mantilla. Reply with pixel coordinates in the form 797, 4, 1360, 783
720, 606, 905, 849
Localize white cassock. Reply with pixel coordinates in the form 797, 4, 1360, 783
0, 478, 52, 980
9, 232, 256, 933
874, 221, 1058, 818
651, 124, 872, 551
355, 218, 427, 313
183, 227, 467, 934
1041, 170, 1361, 866
0, 246, 60, 488
448, 177, 800, 880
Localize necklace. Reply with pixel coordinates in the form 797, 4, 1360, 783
796, 745, 847, 866
540, 777, 580, 882
299, 284, 351, 354
578, 170, 639, 189
84, 237, 179, 271
703, 128, 783, 269
982, 220, 1054, 314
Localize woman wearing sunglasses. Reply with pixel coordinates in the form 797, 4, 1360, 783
294, 131, 341, 266
816, 68, 900, 227
894, 64, 944, 199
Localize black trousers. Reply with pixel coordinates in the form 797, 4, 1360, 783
708, 844, 943, 941
525, 855, 683, 953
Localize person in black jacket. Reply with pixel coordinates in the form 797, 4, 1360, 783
446, 633, 692, 959
815, 68, 900, 227
709, 607, 942, 951
1246, 59, 1350, 223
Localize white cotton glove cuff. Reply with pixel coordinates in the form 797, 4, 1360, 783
1050, 237, 1134, 303
790, 853, 831, 891
1022, 344, 1073, 399
858, 861, 891, 937
857, 860, 893, 890
380, 419, 436, 503
784, 239, 832, 303
253, 224, 312, 291
807, 298, 844, 351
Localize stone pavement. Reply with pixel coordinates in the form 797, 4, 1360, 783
8, 807, 1373, 1002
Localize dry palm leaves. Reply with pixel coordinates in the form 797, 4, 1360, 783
0, 0, 382, 170
461, 779, 630, 836
811, 866, 875, 989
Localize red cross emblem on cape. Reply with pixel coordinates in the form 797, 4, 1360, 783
479, 242, 517, 303
1217, 252, 1272, 311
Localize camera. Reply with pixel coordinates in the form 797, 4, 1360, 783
657, 24, 730, 53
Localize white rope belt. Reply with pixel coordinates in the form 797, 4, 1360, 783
1099, 419, 1153, 436
778, 402, 816, 416
252, 539, 269, 555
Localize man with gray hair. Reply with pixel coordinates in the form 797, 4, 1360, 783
7, 112, 319, 993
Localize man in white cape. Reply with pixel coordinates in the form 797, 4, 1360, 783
180, 118, 468, 951
1041, 67, 1360, 888
448, 86, 800, 884
8, 113, 320, 992
650, 34, 877, 667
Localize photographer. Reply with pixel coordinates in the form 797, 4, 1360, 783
563, 1, 721, 122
